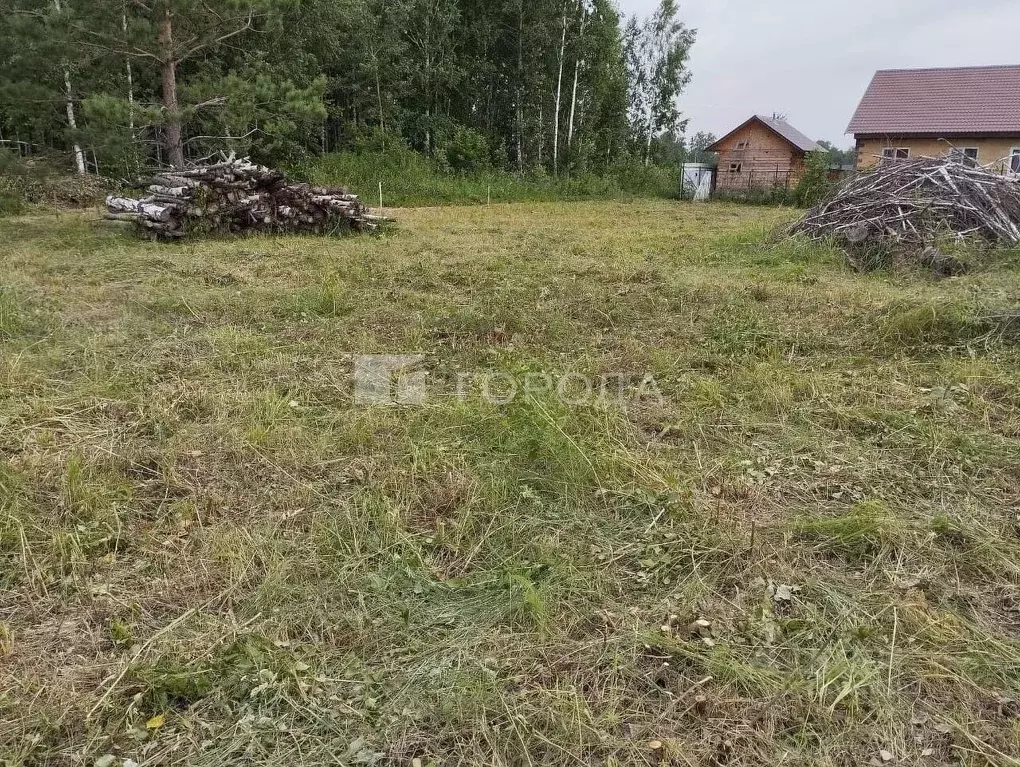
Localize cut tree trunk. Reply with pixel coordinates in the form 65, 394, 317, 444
106, 154, 388, 240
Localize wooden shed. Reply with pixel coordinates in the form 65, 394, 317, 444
707, 115, 820, 192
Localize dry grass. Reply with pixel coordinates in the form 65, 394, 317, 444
1, 200, 1019, 766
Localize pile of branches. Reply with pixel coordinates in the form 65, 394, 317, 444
105, 155, 384, 239
788, 157, 1020, 259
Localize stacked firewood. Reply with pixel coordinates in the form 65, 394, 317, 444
789, 157, 1020, 251
105, 155, 384, 239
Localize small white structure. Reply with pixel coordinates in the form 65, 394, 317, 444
680, 163, 714, 201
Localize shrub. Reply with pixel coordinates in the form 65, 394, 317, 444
0, 193, 24, 216
794, 151, 832, 207
445, 126, 490, 173
350, 125, 407, 154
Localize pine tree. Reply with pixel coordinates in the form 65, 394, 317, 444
74, 0, 321, 167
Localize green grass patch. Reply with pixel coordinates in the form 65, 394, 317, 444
305, 149, 681, 206
1, 201, 1019, 765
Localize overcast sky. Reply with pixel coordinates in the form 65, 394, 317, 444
617, 0, 1020, 148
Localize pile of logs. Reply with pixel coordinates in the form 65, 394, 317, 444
105, 155, 384, 239
788, 157, 1020, 253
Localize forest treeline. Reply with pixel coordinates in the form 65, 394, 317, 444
0, 0, 721, 178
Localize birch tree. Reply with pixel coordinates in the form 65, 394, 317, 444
551, 0, 569, 175
0, 0, 89, 171
52, 0, 86, 172
565, 0, 589, 158
399, 0, 460, 155
624, 0, 695, 166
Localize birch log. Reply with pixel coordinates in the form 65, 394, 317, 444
106, 153, 389, 240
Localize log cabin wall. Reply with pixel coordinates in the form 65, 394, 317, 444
713, 120, 805, 191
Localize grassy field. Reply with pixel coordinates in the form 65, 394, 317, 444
1, 201, 1019, 766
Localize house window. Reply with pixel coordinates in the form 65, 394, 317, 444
881, 147, 910, 161
735, 141, 749, 150
729, 162, 742, 173
949, 147, 979, 167
1011, 149, 1020, 173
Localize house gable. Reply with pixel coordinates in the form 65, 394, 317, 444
707, 116, 819, 155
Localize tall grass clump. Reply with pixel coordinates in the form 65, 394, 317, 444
0, 288, 24, 338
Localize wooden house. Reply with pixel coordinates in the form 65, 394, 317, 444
706, 115, 820, 192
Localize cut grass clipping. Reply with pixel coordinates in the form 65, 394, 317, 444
0, 201, 1019, 765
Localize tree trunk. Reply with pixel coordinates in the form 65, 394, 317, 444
158, 10, 185, 168
375, 66, 385, 134
644, 106, 653, 167
63, 69, 86, 174
123, 11, 134, 136
552, 2, 568, 176
424, 46, 432, 155
53, 0, 85, 175
516, 0, 524, 174
538, 105, 543, 166
566, 0, 586, 161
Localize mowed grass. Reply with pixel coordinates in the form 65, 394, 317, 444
1, 200, 1019, 766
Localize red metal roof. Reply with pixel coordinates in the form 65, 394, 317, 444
847, 65, 1020, 136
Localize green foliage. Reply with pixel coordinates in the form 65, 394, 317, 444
794, 150, 832, 207
186, 69, 328, 167
80, 94, 150, 178
0, 153, 26, 214
624, 0, 696, 164
817, 140, 856, 168
686, 130, 718, 166
444, 125, 490, 173
0, 193, 24, 216
307, 150, 678, 206
0, 0, 683, 187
